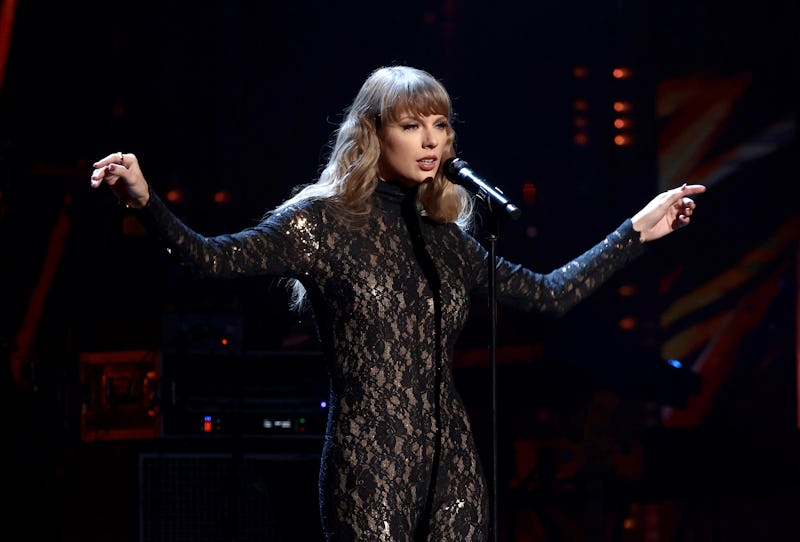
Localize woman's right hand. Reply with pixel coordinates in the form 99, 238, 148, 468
90, 151, 150, 208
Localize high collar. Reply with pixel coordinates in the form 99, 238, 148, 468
374, 180, 419, 208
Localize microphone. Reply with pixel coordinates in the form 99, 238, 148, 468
443, 157, 521, 220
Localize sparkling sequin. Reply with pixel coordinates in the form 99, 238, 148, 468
137, 182, 644, 541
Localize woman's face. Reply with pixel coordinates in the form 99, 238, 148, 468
377, 112, 450, 187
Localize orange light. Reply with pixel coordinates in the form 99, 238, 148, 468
613, 118, 631, 129
618, 316, 638, 330
572, 65, 589, 78
220, 337, 229, 346
574, 132, 589, 146
573, 116, 588, 128
614, 134, 632, 146
165, 188, 184, 204
213, 189, 232, 205
617, 283, 637, 296
613, 101, 632, 112
612, 67, 632, 79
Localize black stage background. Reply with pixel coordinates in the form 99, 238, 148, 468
1, 1, 798, 540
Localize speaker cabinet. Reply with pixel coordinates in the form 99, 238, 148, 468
138, 440, 323, 542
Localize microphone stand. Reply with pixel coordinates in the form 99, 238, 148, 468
445, 158, 520, 541
485, 203, 501, 542
479, 189, 519, 542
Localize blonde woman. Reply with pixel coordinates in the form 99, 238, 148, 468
91, 65, 705, 541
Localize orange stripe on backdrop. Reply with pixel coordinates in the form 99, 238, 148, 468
658, 218, 800, 427
660, 218, 800, 331
10, 196, 72, 386
0, 0, 18, 93
656, 72, 751, 190
660, 311, 730, 363
662, 258, 790, 427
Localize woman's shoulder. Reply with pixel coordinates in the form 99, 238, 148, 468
269, 195, 333, 220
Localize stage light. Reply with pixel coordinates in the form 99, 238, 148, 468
612, 67, 632, 79
166, 188, 184, 204
572, 99, 590, 146
618, 315, 638, 330
213, 188, 232, 205
614, 134, 633, 146
617, 283, 637, 296
613, 101, 632, 113
614, 118, 632, 129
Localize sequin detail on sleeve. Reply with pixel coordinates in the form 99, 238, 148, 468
138, 190, 320, 279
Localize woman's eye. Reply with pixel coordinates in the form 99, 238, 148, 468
402, 124, 418, 130
436, 121, 450, 130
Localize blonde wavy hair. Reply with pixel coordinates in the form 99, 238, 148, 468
274, 65, 475, 310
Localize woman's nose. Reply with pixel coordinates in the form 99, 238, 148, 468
423, 128, 439, 148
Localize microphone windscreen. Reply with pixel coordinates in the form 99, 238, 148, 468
443, 157, 468, 182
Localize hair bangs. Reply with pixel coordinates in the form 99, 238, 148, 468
379, 71, 452, 124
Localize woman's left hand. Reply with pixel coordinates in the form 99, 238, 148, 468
631, 183, 707, 242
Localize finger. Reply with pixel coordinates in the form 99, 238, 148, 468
92, 152, 125, 168
90, 165, 110, 187
90, 164, 122, 187
106, 162, 126, 178
679, 184, 706, 196
672, 214, 691, 229
665, 185, 701, 207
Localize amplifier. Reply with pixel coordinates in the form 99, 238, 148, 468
159, 350, 329, 438
137, 439, 323, 542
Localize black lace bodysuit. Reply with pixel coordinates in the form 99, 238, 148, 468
137, 181, 644, 541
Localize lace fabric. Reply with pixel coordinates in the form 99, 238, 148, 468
137, 180, 644, 541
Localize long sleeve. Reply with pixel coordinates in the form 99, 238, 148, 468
133, 189, 321, 280
461, 219, 646, 316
